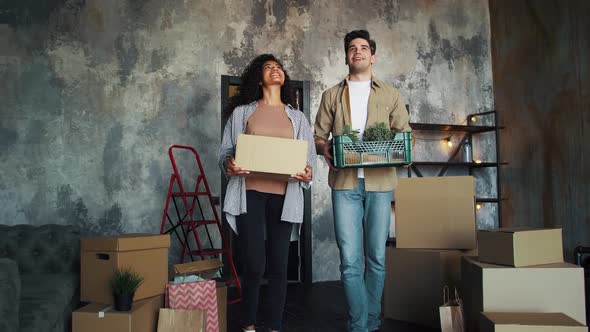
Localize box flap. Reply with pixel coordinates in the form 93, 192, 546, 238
173, 259, 223, 278
81, 234, 171, 252
482, 312, 585, 326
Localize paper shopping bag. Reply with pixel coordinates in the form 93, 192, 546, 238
157, 308, 206, 332
166, 280, 219, 332
439, 286, 465, 332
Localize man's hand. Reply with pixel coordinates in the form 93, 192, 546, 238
291, 165, 313, 183
225, 158, 250, 177
321, 139, 338, 171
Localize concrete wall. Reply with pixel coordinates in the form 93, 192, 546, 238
0, 0, 494, 281
489, 0, 590, 262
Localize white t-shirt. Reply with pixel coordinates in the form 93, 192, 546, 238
348, 80, 371, 178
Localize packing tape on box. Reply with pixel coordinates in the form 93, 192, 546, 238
98, 306, 112, 318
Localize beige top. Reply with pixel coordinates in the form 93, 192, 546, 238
245, 102, 294, 195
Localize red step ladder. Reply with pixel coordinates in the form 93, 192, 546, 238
160, 145, 241, 304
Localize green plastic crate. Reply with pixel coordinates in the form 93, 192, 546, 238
332, 132, 412, 168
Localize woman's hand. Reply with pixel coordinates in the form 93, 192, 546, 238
291, 165, 313, 183
225, 158, 250, 177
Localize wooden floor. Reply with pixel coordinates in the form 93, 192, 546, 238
227, 281, 440, 332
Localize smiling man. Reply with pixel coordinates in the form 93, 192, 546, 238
314, 30, 411, 332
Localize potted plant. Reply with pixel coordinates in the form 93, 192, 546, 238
110, 268, 144, 311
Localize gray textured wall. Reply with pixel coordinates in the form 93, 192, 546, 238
0, 0, 494, 282
489, 0, 590, 262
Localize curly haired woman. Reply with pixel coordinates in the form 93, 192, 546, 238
218, 54, 316, 332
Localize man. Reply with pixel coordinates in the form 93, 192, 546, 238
314, 30, 411, 332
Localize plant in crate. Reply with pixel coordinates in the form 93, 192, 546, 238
362, 122, 393, 142
110, 268, 144, 311
335, 122, 410, 167
340, 125, 361, 164
361, 122, 394, 163
343, 124, 360, 143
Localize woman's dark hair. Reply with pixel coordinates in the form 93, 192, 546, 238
223, 54, 295, 120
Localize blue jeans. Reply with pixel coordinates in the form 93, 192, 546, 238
332, 179, 392, 332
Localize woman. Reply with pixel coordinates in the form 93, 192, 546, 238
218, 54, 315, 332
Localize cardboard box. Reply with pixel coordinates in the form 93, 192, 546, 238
478, 228, 563, 267
171, 259, 227, 332
81, 234, 170, 304
72, 295, 163, 332
480, 312, 588, 332
395, 176, 477, 249
383, 247, 477, 327
462, 256, 587, 332
234, 134, 308, 179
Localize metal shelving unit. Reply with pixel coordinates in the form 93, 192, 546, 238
407, 110, 505, 226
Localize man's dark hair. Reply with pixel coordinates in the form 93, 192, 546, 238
344, 30, 377, 56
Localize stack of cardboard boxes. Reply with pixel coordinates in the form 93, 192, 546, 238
383, 175, 589, 331
383, 176, 478, 327
464, 228, 587, 331
72, 234, 171, 332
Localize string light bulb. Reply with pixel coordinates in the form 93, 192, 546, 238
470, 116, 477, 123
476, 203, 482, 210
446, 138, 453, 148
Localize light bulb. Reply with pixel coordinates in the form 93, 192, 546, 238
474, 159, 482, 164
446, 138, 453, 147
471, 116, 477, 123
476, 204, 482, 210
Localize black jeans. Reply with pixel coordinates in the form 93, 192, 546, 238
236, 190, 293, 330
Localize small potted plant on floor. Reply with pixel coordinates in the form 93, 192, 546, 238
110, 268, 144, 311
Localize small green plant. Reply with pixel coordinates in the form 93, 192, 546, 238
110, 268, 144, 295
363, 122, 393, 142
343, 125, 360, 143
